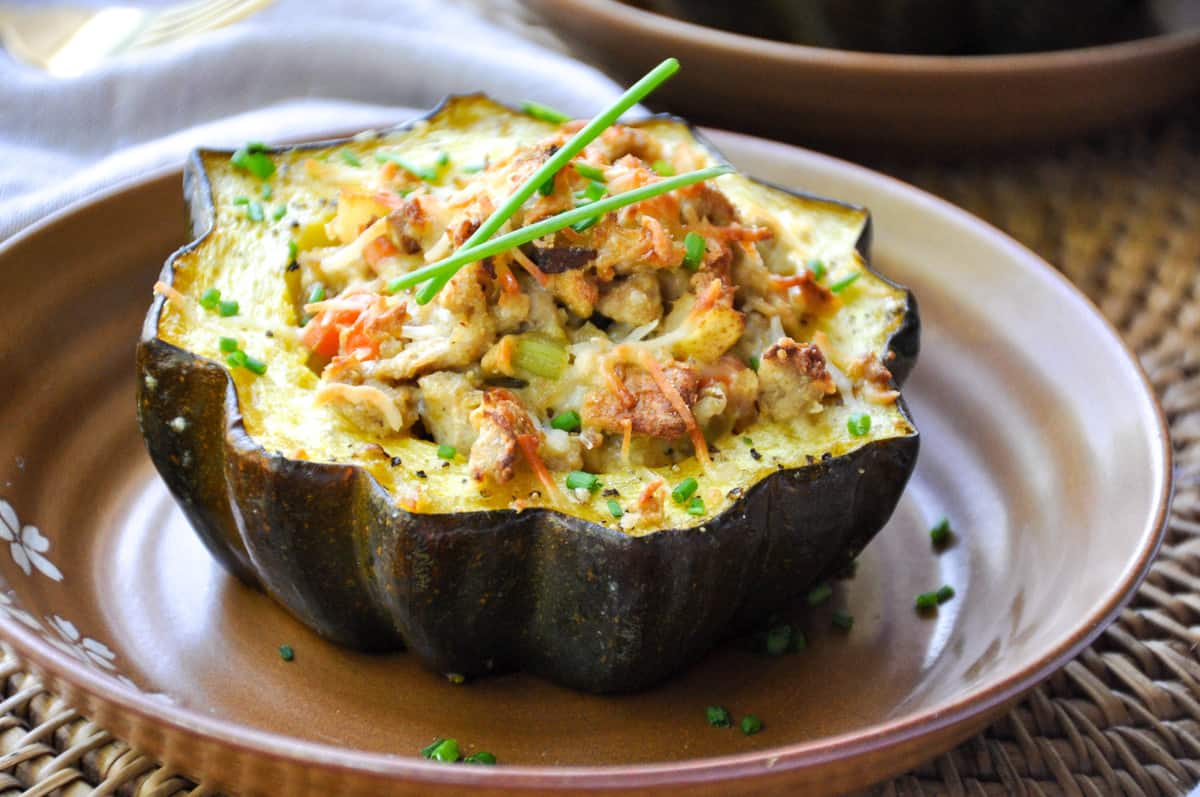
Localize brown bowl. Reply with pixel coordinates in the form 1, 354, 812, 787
522, 0, 1200, 155
0, 127, 1170, 795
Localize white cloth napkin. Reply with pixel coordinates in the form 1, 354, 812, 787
0, 0, 624, 242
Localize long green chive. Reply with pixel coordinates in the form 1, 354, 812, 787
672, 476, 698, 503
566, 470, 600, 492
930, 517, 952, 547
199, 288, 221, 310
463, 752, 496, 765
570, 215, 599, 234
538, 176, 556, 197
406, 58, 681, 303
740, 715, 763, 736
339, 149, 361, 167
579, 180, 607, 202
278, 644, 294, 662
936, 584, 956, 603
550, 410, 581, 432
807, 258, 826, 280
607, 499, 623, 519
437, 444, 457, 461
231, 143, 275, 180
847, 412, 871, 437
421, 738, 461, 763
243, 355, 268, 376
915, 591, 939, 611
806, 583, 832, 607
272, 205, 287, 221
832, 610, 854, 630
573, 162, 607, 182
521, 100, 571, 124
247, 201, 264, 222
218, 299, 239, 318
683, 231, 707, 271
375, 152, 438, 181
308, 283, 326, 304
651, 159, 675, 176
219, 336, 239, 353
225, 350, 248, 368
686, 496, 706, 516
706, 705, 731, 728
830, 272, 860, 293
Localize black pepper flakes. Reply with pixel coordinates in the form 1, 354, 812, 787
749, 448, 762, 461
390, 457, 403, 467
286, 261, 300, 272
415, 470, 427, 479
602, 488, 620, 497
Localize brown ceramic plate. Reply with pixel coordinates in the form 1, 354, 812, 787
522, 0, 1200, 154
0, 129, 1170, 796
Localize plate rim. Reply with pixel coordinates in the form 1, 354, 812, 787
0, 129, 1173, 790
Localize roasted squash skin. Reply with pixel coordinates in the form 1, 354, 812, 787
136, 96, 919, 692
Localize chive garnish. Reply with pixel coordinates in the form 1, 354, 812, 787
847, 412, 871, 437
748, 355, 760, 372
243, 355, 268, 376
686, 496, 706, 516
272, 205, 287, 221
672, 476, 698, 503
706, 705, 731, 728
278, 644, 294, 662
764, 624, 792, 656
550, 410, 581, 432
226, 350, 248, 368
806, 583, 832, 607
832, 610, 854, 630
929, 517, 952, 547
807, 258, 826, 280
936, 584, 955, 603
308, 283, 326, 304
538, 176, 556, 197
218, 299, 240, 317
683, 231, 706, 271
231, 143, 275, 180
580, 180, 606, 202
247, 201, 264, 222
742, 436, 754, 446
375, 152, 438, 181
790, 630, 808, 653
463, 752, 496, 765
233, 196, 250, 206
521, 100, 571, 124
437, 444, 457, 461
339, 149, 362, 167
740, 715, 763, 736
287, 240, 299, 263
570, 215, 599, 233
573, 162, 606, 182
830, 272, 860, 293
651, 159, 675, 176
199, 288, 221, 310
915, 591, 939, 611
404, 58, 682, 304
219, 336, 239, 353
435, 151, 450, 167
566, 470, 601, 492
607, 499, 623, 518
421, 738, 461, 763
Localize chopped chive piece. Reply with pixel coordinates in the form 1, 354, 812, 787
740, 715, 763, 736
437, 444, 457, 461
218, 299, 239, 317
261, 184, 273, 200
570, 215, 599, 233
272, 205, 287, 221
243, 355, 268, 376
521, 100, 571, 124
246, 201, 264, 222
915, 591, 939, 611
512, 335, 568, 379
566, 470, 601, 492
581, 180, 607, 202
199, 288, 221, 309
233, 196, 250, 206
339, 149, 362, 167
936, 584, 956, 603
747, 355, 760, 371
742, 436, 754, 446
278, 644, 294, 662
807, 258, 826, 280
231, 144, 275, 180
462, 162, 485, 174
538, 175, 556, 196
287, 240, 299, 263
573, 162, 606, 181
405, 59, 682, 304
789, 630, 808, 653
686, 496, 706, 516
651, 159, 675, 176
929, 517, 953, 547
847, 412, 871, 437
374, 152, 438, 181
806, 583, 833, 607
706, 705, 731, 728
764, 624, 792, 656
550, 410, 581, 432
435, 151, 450, 167
607, 499, 623, 518
219, 336, 239, 353
683, 231, 706, 271
308, 283, 326, 304
832, 610, 854, 630
421, 737, 461, 763
830, 272, 860, 293
225, 350, 248, 368
672, 477, 699, 503
463, 752, 496, 765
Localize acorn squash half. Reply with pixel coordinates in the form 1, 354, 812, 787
136, 95, 919, 692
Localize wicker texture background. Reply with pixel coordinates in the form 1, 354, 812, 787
0, 95, 1196, 797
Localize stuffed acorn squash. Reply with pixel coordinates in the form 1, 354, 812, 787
137, 95, 919, 692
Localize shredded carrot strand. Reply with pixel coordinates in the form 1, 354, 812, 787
639, 351, 711, 468
620, 418, 633, 464
602, 357, 636, 409
379, 161, 399, 182
152, 281, 190, 313
509, 246, 551, 287
770, 273, 813, 290
638, 478, 665, 508
691, 278, 724, 314
516, 433, 562, 501
497, 263, 521, 295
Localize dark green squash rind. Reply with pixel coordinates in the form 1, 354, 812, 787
136, 97, 920, 692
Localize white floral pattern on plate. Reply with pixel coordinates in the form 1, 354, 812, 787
46, 614, 117, 670
0, 499, 62, 581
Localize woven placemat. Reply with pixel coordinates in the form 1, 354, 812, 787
1, 93, 1197, 797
